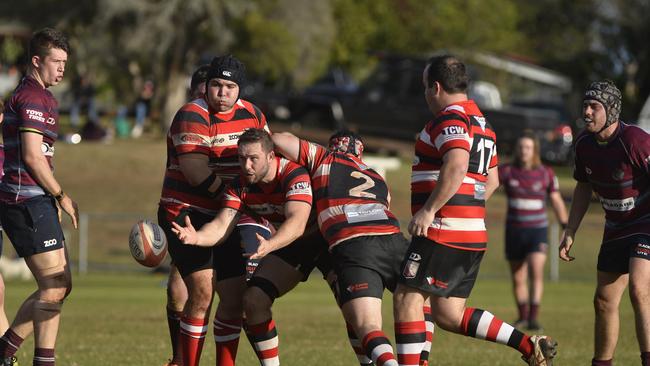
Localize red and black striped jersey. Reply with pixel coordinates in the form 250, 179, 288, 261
222, 157, 313, 228
297, 140, 401, 248
411, 100, 498, 251
159, 97, 269, 219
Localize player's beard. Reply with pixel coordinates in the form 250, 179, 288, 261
246, 163, 270, 185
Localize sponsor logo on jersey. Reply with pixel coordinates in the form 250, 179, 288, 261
442, 126, 466, 135
287, 181, 312, 196
26, 109, 45, 123
46, 117, 55, 125
346, 283, 369, 293
229, 134, 240, 141
43, 238, 58, 247
180, 133, 205, 144
612, 169, 625, 181
600, 197, 635, 211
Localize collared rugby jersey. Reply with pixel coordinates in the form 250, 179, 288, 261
499, 163, 558, 228
574, 122, 650, 243
160, 97, 268, 218
297, 140, 401, 248
411, 100, 498, 251
221, 157, 312, 227
0, 76, 60, 203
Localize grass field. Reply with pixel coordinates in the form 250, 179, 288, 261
2, 135, 641, 365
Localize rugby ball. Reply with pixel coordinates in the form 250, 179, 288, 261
129, 219, 168, 267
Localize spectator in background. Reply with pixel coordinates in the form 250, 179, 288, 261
499, 132, 568, 331
69, 74, 97, 128
131, 79, 154, 138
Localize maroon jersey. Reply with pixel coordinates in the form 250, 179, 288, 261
574, 122, 650, 243
411, 100, 498, 251
0, 143, 4, 181
499, 163, 558, 228
222, 157, 313, 227
297, 140, 401, 248
159, 97, 268, 219
0, 76, 59, 203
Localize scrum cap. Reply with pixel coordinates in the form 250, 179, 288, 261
584, 80, 622, 127
328, 130, 365, 158
207, 55, 246, 86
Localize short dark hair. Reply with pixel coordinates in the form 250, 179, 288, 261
238, 128, 273, 153
29, 28, 70, 59
425, 55, 469, 93
190, 64, 210, 92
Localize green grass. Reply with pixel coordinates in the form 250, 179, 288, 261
1, 136, 638, 365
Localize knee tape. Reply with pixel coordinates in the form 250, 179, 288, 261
247, 277, 280, 303
34, 299, 63, 313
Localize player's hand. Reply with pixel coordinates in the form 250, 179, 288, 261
58, 195, 79, 229
408, 209, 435, 237
171, 216, 201, 245
244, 233, 274, 260
559, 230, 575, 262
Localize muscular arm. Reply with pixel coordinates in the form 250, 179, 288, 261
409, 148, 469, 236
485, 166, 499, 200
178, 153, 224, 192
271, 132, 300, 162
248, 200, 311, 259
559, 181, 592, 261
21, 131, 78, 228
172, 207, 240, 247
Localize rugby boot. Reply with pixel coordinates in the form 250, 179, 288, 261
1, 356, 18, 366
523, 335, 557, 366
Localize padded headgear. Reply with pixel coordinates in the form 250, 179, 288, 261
584, 80, 622, 128
328, 130, 365, 158
190, 64, 210, 92
207, 55, 246, 87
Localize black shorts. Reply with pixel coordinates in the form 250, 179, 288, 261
267, 229, 331, 281
331, 233, 409, 305
0, 196, 65, 258
597, 234, 650, 273
398, 236, 484, 299
505, 226, 548, 261
158, 206, 245, 280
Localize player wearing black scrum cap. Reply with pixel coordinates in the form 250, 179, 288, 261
561, 80, 650, 366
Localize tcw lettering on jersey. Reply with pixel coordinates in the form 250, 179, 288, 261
442, 126, 466, 135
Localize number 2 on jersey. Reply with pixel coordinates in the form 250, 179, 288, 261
349, 171, 376, 199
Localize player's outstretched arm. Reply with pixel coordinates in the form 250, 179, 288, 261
271, 132, 301, 162
559, 181, 592, 261
245, 201, 311, 259
172, 208, 240, 246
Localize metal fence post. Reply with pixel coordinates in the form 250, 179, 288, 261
79, 213, 89, 275
549, 222, 559, 282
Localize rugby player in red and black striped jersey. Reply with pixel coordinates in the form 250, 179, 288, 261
271, 130, 409, 366
157, 56, 269, 366
173, 128, 332, 366
392, 55, 557, 366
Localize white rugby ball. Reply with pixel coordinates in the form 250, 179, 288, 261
129, 219, 168, 267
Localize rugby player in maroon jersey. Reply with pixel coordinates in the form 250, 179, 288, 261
157, 55, 270, 366
499, 132, 568, 331
0, 28, 78, 366
0, 99, 9, 343
172, 128, 333, 366
391, 55, 556, 366
560, 81, 650, 366
271, 130, 417, 366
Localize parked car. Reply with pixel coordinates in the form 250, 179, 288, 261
290, 55, 574, 164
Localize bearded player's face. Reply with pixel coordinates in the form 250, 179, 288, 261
238, 142, 273, 184
582, 100, 607, 133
